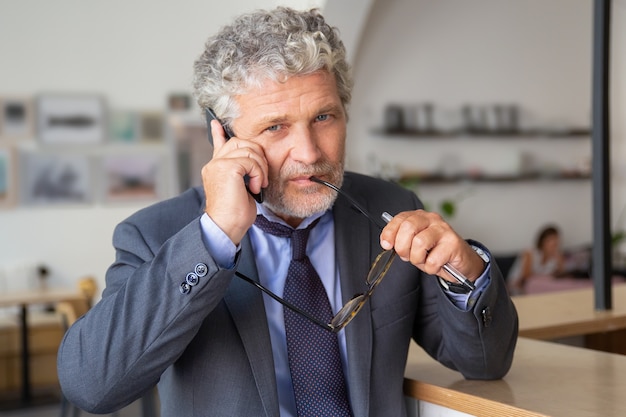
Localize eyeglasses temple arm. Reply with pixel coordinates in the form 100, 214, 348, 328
310, 176, 387, 229
234, 272, 336, 332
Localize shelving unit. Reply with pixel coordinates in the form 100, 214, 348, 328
397, 172, 591, 185
372, 128, 591, 139
372, 127, 592, 185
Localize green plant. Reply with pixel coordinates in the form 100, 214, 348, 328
613, 204, 626, 247
395, 177, 472, 219
439, 199, 457, 218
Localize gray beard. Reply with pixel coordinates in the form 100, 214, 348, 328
262, 162, 344, 220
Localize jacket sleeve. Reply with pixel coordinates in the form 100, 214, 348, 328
357, 173, 519, 380
413, 256, 519, 380
57, 216, 236, 413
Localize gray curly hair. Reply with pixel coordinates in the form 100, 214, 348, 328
192, 7, 353, 128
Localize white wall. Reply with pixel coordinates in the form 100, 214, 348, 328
0, 0, 624, 297
345, 0, 626, 253
0, 0, 325, 297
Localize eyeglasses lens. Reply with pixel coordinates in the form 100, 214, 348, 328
366, 250, 396, 287
331, 295, 366, 329
330, 250, 396, 330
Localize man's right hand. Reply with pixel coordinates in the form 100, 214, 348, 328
201, 119, 268, 245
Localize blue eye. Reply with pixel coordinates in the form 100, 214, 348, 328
266, 125, 280, 132
316, 114, 329, 122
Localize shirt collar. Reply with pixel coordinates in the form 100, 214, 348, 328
255, 202, 329, 230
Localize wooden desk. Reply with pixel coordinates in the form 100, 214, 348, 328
404, 337, 626, 417
0, 288, 85, 407
512, 282, 626, 340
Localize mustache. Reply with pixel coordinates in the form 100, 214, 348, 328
278, 160, 338, 180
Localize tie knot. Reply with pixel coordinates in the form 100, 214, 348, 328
254, 215, 320, 261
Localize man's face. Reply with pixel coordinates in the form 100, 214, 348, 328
231, 71, 347, 223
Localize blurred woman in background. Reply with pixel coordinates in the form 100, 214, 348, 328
508, 225, 565, 295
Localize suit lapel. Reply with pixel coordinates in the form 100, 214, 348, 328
333, 177, 375, 417
224, 236, 279, 417
220, 178, 377, 416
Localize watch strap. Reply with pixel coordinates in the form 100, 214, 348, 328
438, 276, 472, 294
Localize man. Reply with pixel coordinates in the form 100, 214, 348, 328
58, 7, 517, 417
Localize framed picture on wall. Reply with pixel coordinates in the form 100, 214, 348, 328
0, 146, 18, 208
167, 93, 192, 112
100, 152, 165, 204
0, 96, 35, 140
138, 111, 165, 143
170, 118, 211, 193
37, 94, 106, 145
109, 110, 140, 143
19, 151, 94, 206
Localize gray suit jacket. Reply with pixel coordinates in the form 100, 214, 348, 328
58, 172, 518, 417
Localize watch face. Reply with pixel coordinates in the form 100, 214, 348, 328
471, 245, 490, 263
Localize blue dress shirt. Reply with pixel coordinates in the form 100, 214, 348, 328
199, 205, 490, 417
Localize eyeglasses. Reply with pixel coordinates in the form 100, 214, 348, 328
234, 176, 396, 333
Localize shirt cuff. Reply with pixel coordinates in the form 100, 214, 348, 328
200, 213, 239, 269
441, 248, 492, 311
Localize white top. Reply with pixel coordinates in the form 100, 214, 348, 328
507, 248, 559, 288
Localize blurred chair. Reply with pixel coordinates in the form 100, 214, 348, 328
77, 276, 98, 308
56, 300, 114, 417
56, 278, 158, 417
56, 299, 119, 417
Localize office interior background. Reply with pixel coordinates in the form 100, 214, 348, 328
0, 0, 625, 301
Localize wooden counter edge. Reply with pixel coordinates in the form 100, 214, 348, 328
403, 378, 548, 417
518, 316, 626, 340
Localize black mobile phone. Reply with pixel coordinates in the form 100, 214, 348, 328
205, 108, 263, 203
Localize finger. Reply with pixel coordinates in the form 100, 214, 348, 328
210, 119, 229, 151
240, 153, 268, 193
381, 210, 456, 271
236, 143, 269, 191
379, 211, 412, 250
213, 138, 269, 190
380, 211, 432, 254
414, 243, 447, 276
399, 219, 435, 253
